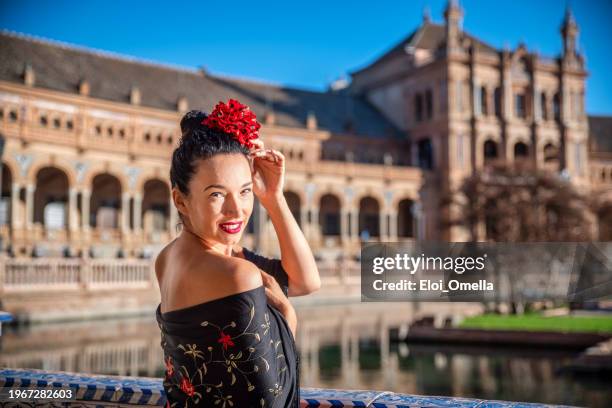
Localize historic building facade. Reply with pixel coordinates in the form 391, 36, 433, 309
0, 1, 610, 260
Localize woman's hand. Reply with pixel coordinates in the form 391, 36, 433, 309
249, 140, 285, 208
260, 269, 297, 336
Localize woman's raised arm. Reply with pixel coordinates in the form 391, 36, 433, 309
250, 143, 321, 297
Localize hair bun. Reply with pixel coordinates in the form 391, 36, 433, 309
180, 110, 207, 135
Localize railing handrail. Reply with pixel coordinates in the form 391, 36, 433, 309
0, 257, 359, 294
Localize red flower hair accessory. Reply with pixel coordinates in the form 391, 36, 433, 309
202, 99, 260, 149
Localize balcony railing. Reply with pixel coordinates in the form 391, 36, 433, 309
0, 256, 154, 294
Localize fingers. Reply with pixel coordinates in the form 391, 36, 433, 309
249, 148, 285, 165
250, 139, 265, 150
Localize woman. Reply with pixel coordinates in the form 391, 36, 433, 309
155, 99, 320, 408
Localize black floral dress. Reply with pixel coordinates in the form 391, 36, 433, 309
156, 248, 299, 408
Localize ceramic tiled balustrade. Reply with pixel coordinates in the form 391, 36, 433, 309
0, 368, 572, 407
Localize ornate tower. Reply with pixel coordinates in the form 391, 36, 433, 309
444, 0, 463, 52
560, 7, 579, 60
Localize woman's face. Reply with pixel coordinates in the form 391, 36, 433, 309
174, 153, 253, 248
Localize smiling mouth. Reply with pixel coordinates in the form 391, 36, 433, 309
219, 221, 243, 234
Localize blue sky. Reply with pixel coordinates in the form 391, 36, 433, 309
1, 0, 611, 114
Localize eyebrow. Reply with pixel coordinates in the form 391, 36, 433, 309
203, 181, 252, 192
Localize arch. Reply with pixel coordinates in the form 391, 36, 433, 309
33, 166, 70, 228
483, 139, 499, 163
312, 188, 346, 210
27, 159, 77, 188
83, 169, 129, 194
543, 143, 559, 163
358, 196, 380, 238
1, 154, 20, 184
1, 162, 14, 227
142, 178, 171, 233
284, 191, 301, 228
90, 173, 122, 229
514, 141, 529, 159
319, 193, 341, 236
136, 174, 171, 196
397, 199, 415, 238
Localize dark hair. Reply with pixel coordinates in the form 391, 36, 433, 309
170, 110, 250, 197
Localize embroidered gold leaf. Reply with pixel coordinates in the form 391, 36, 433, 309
231, 372, 236, 385
262, 357, 270, 371
250, 306, 255, 319
254, 333, 261, 341
201, 321, 209, 326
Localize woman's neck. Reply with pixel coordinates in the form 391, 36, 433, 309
182, 227, 234, 256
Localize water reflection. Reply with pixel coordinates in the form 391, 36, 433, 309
1, 303, 610, 407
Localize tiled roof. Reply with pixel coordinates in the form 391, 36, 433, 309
353, 22, 498, 75
0, 31, 401, 139
589, 115, 612, 153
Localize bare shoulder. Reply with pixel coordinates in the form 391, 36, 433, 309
161, 242, 263, 312
190, 253, 263, 294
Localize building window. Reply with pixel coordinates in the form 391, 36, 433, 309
514, 93, 526, 119
481, 87, 488, 116
514, 142, 529, 158
53, 118, 61, 129
425, 89, 433, 119
415, 93, 423, 122
39, 115, 48, 126
483, 139, 498, 164
9, 109, 18, 122
66, 120, 74, 130
543, 143, 558, 162
540, 92, 548, 121
417, 138, 434, 170
553, 93, 561, 122
494, 87, 502, 118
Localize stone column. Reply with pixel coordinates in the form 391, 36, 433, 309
310, 206, 320, 247
81, 189, 91, 230
120, 192, 130, 234
25, 184, 34, 230
388, 210, 398, 241
11, 183, 21, 228
68, 187, 78, 232
340, 209, 349, 244
379, 211, 387, 241
133, 193, 142, 233
350, 208, 359, 242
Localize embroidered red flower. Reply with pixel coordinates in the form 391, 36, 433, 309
179, 376, 195, 397
217, 331, 235, 350
202, 99, 261, 149
164, 356, 174, 377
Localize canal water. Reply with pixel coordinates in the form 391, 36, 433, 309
1, 304, 610, 407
